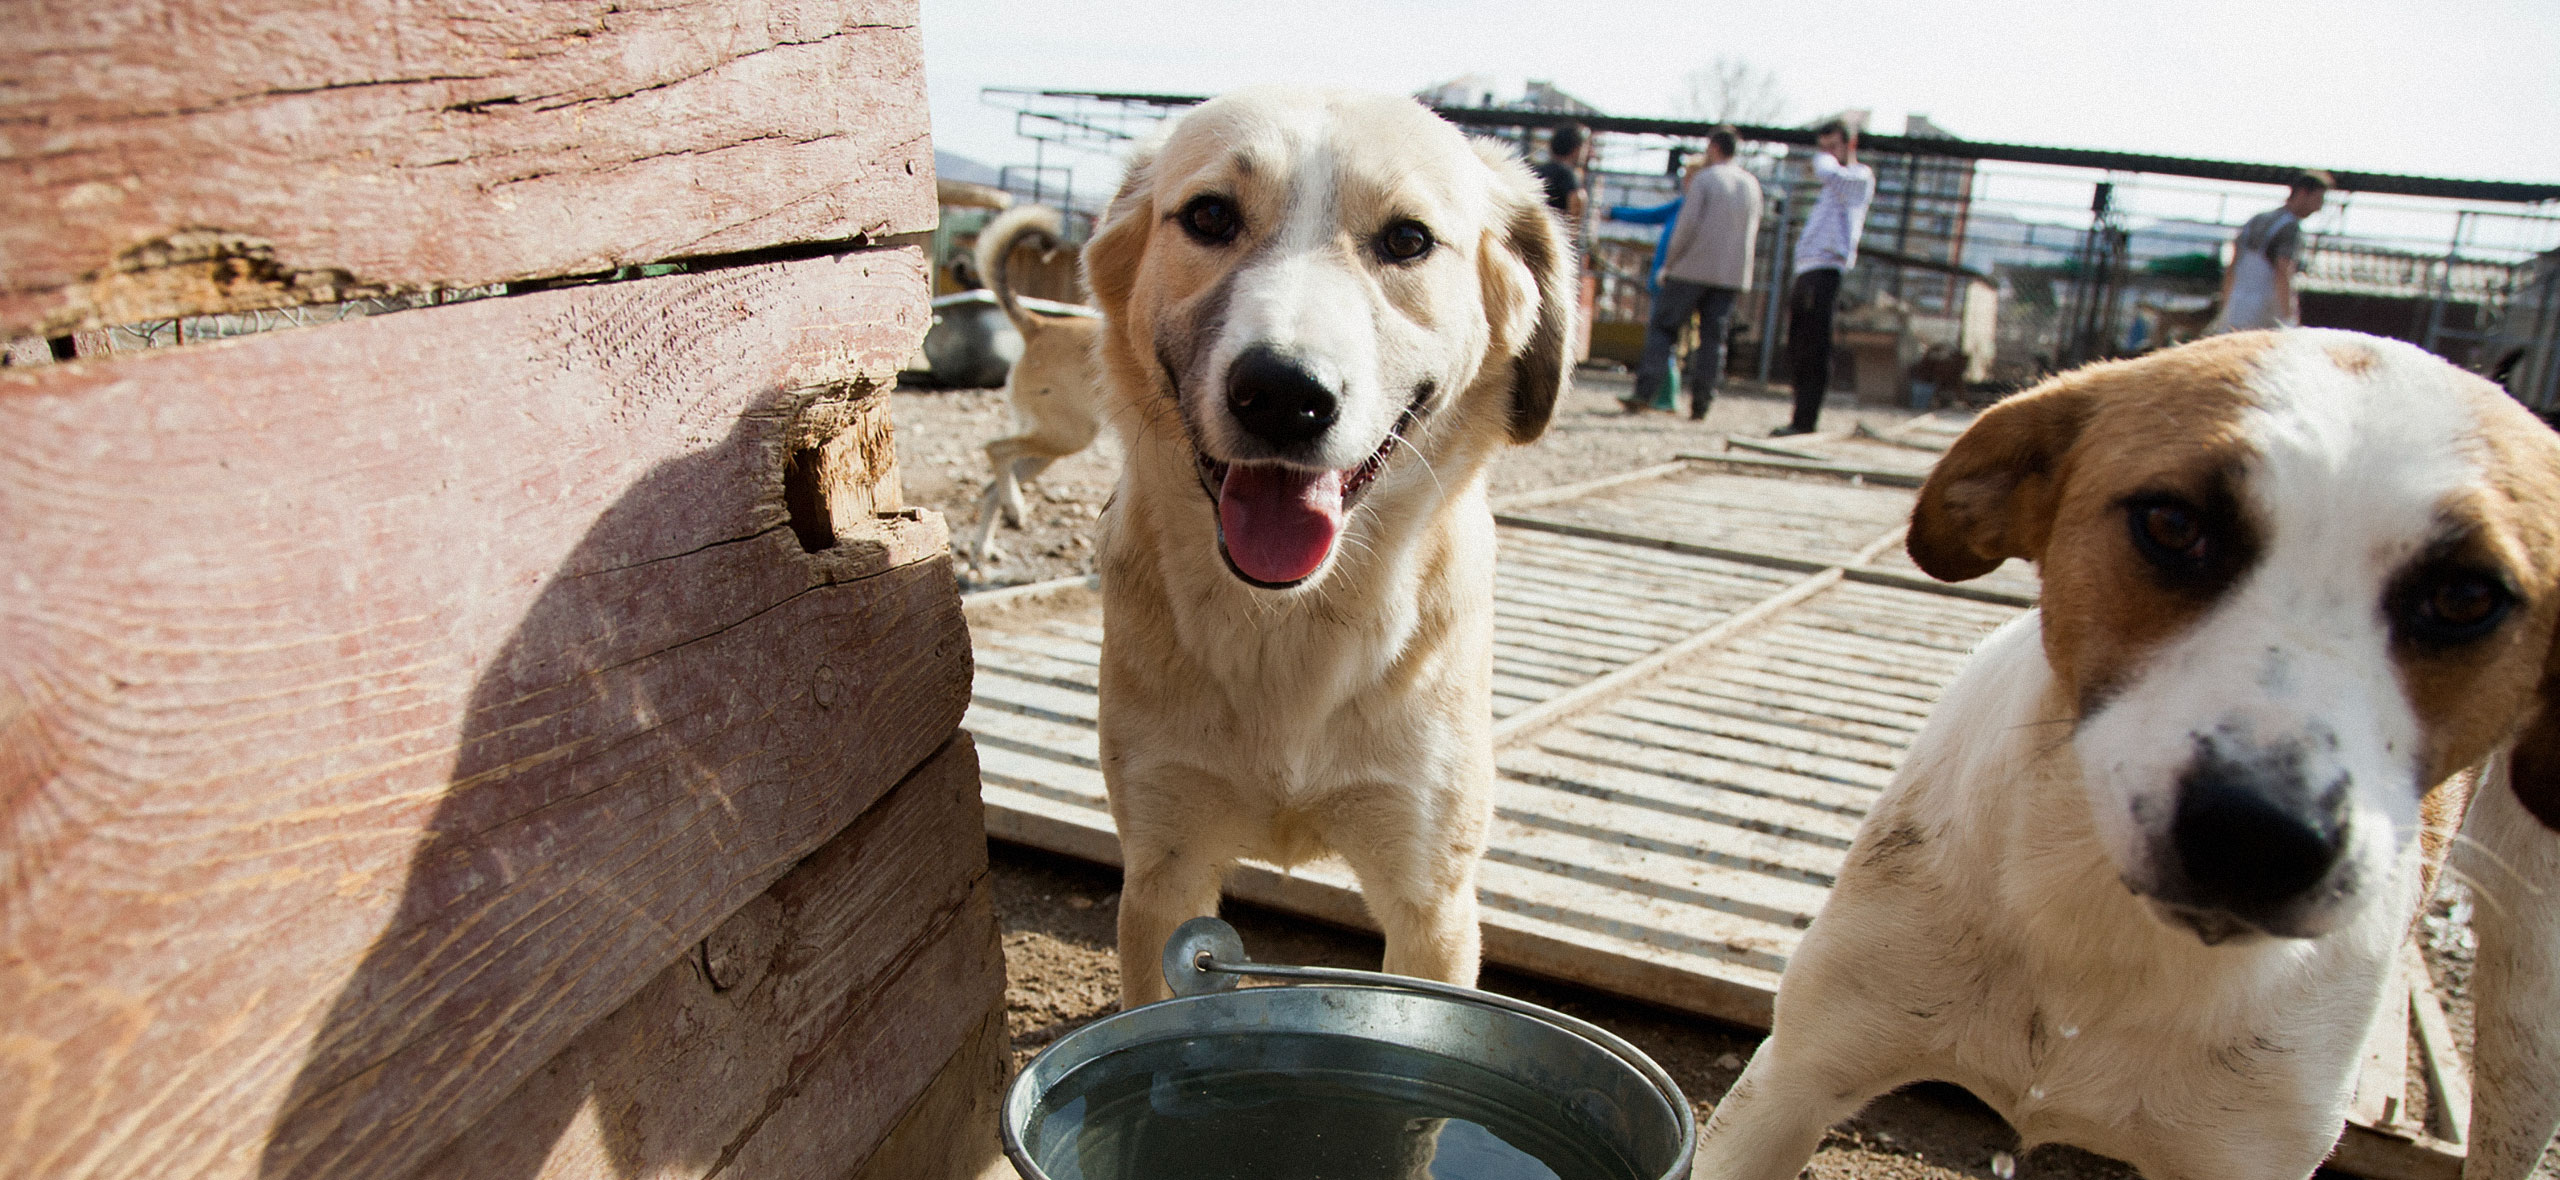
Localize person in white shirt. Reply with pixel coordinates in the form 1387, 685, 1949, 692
2214, 169, 2330, 333
1777, 119, 1874, 437
1629, 126, 1763, 420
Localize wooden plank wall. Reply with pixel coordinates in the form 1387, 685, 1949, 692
1, 0, 935, 337
1, 3, 998, 1178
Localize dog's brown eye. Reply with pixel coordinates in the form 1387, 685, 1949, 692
1377, 220, 1435, 263
1179, 195, 1240, 245
2123, 491, 2255, 593
2398, 569, 2512, 646
2138, 503, 2203, 560
2432, 580, 2498, 626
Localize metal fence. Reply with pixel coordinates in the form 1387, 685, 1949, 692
1580, 139, 2560, 402
960, 89, 2560, 407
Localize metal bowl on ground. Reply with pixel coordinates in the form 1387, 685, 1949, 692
1002, 918, 1693, 1180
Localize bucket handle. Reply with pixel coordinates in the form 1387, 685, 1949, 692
1161, 917, 1697, 1178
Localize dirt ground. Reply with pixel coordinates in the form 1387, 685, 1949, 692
898, 368, 2535, 1179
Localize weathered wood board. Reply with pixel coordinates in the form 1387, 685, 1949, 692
410, 736, 1003, 1180
0, 0, 935, 336
1515, 466, 1915, 566
969, 459, 2461, 1179
0, 249, 971, 1180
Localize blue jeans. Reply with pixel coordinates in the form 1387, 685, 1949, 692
1635, 278, 1739, 416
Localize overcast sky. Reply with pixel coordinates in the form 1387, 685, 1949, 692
923, 0, 2557, 235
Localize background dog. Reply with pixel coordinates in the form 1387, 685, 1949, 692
1696, 329, 2560, 1180
1079, 87, 1574, 1007
963, 203, 1108, 569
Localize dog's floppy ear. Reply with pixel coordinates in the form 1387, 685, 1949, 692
2508, 481, 2560, 829
2512, 658, 2560, 831
1080, 141, 1161, 319
2487, 401, 2560, 832
1908, 377, 2096, 581
1476, 143, 1575, 445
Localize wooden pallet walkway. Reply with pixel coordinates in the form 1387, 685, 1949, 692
964, 453, 2463, 1180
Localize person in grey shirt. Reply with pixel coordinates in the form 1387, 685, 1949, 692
2215, 169, 2330, 333
1628, 126, 1762, 420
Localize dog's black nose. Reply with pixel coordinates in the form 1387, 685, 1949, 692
1225, 346, 1337, 450
2170, 754, 2348, 915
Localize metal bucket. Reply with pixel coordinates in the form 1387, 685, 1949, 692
1002, 918, 1694, 1180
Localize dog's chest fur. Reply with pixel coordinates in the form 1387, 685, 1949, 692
1095, 440, 1497, 806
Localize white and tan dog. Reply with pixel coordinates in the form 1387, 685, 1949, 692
1079, 87, 1573, 1007
964, 203, 1108, 569
1697, 330, 2560, 1180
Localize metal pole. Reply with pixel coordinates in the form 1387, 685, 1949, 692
2423, 211, 2465, 356
1757, 186, 1793, 387
2536, 266, 2560, 410
2064, 182, 2114, 367
2102, 226, 2129, 356
1890, 154, 1919, 300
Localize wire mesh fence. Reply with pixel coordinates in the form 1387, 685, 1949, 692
1581, 132, 2560, 406
957, 89, 2560, 411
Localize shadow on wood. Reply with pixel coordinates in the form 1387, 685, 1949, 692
251, 390, 974, 1179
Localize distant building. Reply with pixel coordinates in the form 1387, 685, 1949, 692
1961, 209, 2077, 273
1415, 76, 1602, 117
1414, 76, 1603, 163
1516, 80, 1603, 116
2129, 219, 2233, 267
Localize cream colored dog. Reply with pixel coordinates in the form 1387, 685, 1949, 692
1080, 87, 1574, 1007
1697, 330, 2560, 1179
964, 203, 1108, 569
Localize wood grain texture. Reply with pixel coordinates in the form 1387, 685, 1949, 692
0, 247, 966, 1180
409, 737, 1003, 1180
2327, 1125, 2462, 1180
1, 0, 933, 336
2351, 956, 2412, 1131
849, 1004, 1010, 1180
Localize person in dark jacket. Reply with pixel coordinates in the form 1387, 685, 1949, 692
1529, 122, 1590, 218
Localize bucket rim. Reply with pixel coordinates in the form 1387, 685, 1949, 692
998, 979, 1696, 1180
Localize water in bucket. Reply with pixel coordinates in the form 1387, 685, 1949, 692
1020, 1031, 1644, 1180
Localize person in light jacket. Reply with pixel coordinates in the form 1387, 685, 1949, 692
1777, 118, 1874, 436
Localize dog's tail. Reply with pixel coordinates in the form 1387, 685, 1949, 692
974, 204, 1068, 335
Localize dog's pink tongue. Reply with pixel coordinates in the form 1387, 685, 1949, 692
1218, 463, 1345, 585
